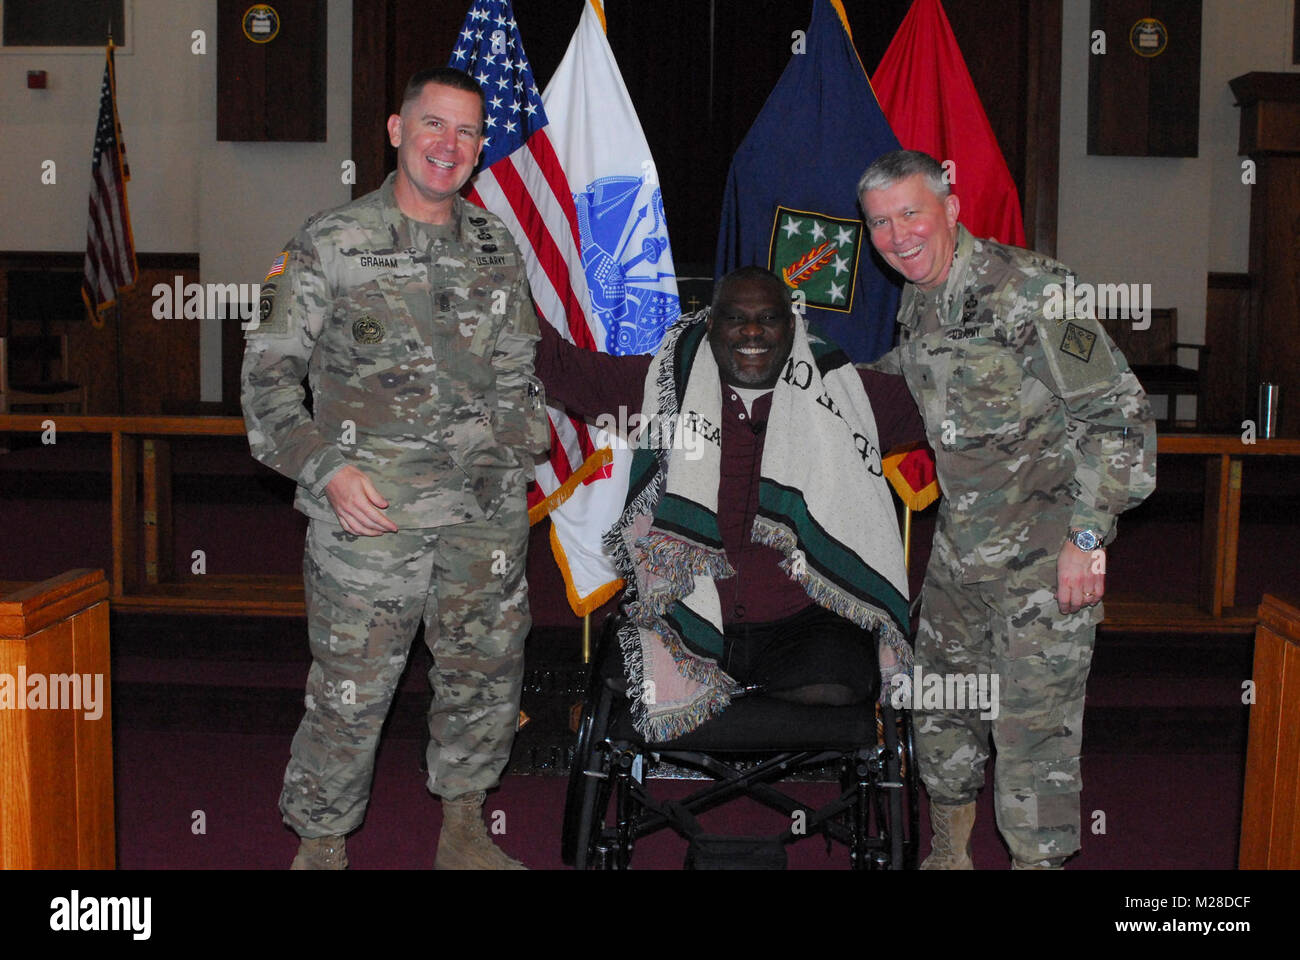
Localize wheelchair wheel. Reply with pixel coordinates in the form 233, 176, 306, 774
850, 701, 916, 870
562, 617, 627, 868
879, 701, 906, 870
561, 678, 615, 868
901, 705, 921, 869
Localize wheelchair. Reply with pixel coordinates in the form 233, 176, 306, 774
561, 613, 920, 870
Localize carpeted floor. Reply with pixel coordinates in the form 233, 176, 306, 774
1, 432, 1290, 869
105, 611, 1251, 870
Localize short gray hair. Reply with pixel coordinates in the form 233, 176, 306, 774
857, 149, 949, 200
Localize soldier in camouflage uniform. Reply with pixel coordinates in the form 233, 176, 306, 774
859, 150, 1156, 869
241, 68, 548, 870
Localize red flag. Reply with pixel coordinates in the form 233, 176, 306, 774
871, 0, 1026, 247
883, 443, 940, 512
81, 39, 137, 321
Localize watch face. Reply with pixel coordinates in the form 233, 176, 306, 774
1073, 530, 1099, 551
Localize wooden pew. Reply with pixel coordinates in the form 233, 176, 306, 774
1240, 594, 1300, 868
0, 570, 114, 868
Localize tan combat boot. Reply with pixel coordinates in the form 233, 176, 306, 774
290, 834, 348, 870
434, 791, 527, 870
920, 801, 976, 870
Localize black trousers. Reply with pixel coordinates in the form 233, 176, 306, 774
720, 605, 878, 704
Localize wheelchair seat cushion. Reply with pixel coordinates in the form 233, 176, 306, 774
610, 691, 876, 751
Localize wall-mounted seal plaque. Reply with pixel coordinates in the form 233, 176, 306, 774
1089, 0, 1201, 156
241, 4, 280, 44
218, 0, 324, 141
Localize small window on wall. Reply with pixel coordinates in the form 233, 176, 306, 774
1, 0, 128, 51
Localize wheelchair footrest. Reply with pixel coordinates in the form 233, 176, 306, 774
684, 835, 788, 870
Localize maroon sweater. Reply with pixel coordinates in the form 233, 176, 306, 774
535, 322, 925, 625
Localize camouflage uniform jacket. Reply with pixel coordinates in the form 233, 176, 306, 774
872, 225, 1156, 583
241, 173, 549, 527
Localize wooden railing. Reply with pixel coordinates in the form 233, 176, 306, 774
2, 416, 1298, 630
1101, 434, 1300, 634
0, 415, 302, 616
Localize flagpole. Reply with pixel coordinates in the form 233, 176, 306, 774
582, 612, 591, 664
108, 33, 124, 413
83, 26, 135, 413
903, 505, 912, 574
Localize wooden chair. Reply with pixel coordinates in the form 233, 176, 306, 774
1100, 308, 1206, 431
0, 334, 85, 414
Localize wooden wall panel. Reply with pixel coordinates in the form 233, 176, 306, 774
1250, 157, 1300, 439
114, 262, 202, 415
349, 1, 393, 201
1088, 0, 1202, 156
1024, 0, 1062, 255
217, 0, 327, 142
0, 252, 201, 415
1204, 272, 1251, 433
351, 0, 468, 202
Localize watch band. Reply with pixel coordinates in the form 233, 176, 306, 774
1068, 528, 1101, 552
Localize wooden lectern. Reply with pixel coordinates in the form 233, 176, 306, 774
0, 570, 114, 869
1240, 594, 1300, 868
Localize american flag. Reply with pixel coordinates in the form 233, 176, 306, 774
451, 3, 610, 527
81, 40, 137, 320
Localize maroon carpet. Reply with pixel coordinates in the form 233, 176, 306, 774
1, 433, 1291, 870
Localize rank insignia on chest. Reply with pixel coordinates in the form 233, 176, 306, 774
961, 292, 980, 325
1059, 322, 1097, 363
352, 315, 385, 344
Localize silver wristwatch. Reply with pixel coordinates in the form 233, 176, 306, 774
1068, 528, 1101, 552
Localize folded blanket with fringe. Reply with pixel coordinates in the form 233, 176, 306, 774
603, 311, 912, 742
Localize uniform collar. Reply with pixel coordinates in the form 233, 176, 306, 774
380, 172, 465, 248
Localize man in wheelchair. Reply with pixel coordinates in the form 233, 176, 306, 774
537, 266, 923, 729
538, 267, 926, 867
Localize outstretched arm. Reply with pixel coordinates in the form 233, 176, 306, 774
533, 317, 651, 418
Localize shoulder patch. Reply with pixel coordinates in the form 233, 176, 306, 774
264, 251, 288, 282
1059, 322, 1097, 363
1035, 310, 1117, 397
248, 278, 289, 336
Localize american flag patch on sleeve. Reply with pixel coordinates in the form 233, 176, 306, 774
264, 251, 288, 281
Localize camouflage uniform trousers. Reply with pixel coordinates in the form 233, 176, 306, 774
280, 509, 530, 839
914, 548, 1100, 865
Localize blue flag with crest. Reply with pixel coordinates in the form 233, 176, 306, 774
715, 0, 901, 362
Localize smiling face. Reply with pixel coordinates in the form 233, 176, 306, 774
861, 173, 961, 291
386, 81, 485, 223
706, 273, 796, 388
